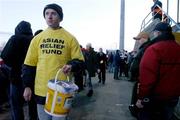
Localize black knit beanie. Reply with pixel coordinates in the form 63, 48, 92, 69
43, 3, 63, 21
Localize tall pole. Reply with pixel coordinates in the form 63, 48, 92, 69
120, 0, 125, 50
167, 0, 169, 15
177, 0, 179, 23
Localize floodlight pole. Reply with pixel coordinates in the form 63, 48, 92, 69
119, 0, 125, 50
167, 0, 169, 15
177, 0, 179, 23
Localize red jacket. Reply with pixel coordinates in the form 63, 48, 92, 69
138, 40, 180, 101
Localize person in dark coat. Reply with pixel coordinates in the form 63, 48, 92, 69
97, 48, 107, 84
113, 50, 120, 80
130, 32, 151, 82
129, 32, 151, 117
1, 21, 38, 120
107, 52, 114, 73
84, 43, 98, 97
119, 50, 128, 77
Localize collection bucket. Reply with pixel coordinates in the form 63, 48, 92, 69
44, 69, 78, 117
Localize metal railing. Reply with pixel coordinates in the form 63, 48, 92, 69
140, 11, 159, 32
140, 5, 180, 32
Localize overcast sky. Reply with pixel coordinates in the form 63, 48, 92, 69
0, 0, 178, 51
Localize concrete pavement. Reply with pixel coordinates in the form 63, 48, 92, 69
0, 72, 136, 120
68, 73, 136, 120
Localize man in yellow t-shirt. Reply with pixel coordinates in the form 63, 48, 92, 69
22, 3, 84, 120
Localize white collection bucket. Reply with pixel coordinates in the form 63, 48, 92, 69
44, 69, 78, 117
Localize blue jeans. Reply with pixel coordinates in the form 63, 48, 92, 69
108, 63, 114, 73
9, 83, 24, 120
37, 104, 66, 120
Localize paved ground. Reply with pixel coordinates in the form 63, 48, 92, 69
0, 103, 29, 120
0, 72, 137, 120
68, 73, 136, 120
0, 103, 11, 120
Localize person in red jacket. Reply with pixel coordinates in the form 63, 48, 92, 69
136, 22, 180, 120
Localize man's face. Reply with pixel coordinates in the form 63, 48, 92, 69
44, 9, 61, 29
153, 30, 161, 39
138, 37, 148, 45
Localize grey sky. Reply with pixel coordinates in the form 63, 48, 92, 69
0, 0, 178, 51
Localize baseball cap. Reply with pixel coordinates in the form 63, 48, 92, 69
153, 22, 172, 32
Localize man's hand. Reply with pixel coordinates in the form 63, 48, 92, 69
136, 99, 144, 108
62, 64, 72, 75
23, 87, 32, 101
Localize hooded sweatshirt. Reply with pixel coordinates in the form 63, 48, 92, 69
1, 21, 33, 84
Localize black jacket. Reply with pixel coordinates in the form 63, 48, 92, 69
1, 21, 33, 84
84, 48, 98, 77
130, 40, 151, 79
97, 52, 107, 70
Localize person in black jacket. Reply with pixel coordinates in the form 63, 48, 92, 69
97, 48, 107, 84
113, 50, 120, 80
129, 32, 151, 118
84, 43, 98, 97
1, 21, 38, 120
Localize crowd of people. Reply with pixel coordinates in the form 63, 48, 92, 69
0, 3, 130, 120
0, 1, 180, 120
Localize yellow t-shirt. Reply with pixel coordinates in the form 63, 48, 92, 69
24, 27, 84, 97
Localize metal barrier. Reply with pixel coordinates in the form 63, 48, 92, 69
140, 5, 180, 33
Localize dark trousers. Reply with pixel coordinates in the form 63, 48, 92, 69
130, 81, 138, 104
0, 77, 9, 105
74, 73, 84, 91
10, 83, 38, 120
114, 66, 119, 79
28, 90, 38, 120
10, 83, 24, 120
120, 63, 128, 77
0, 67, 10, 105
86, 72, 93, 91
98, 68, 106, 84
138, 97, 179, 120
129, 81, 139, 118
